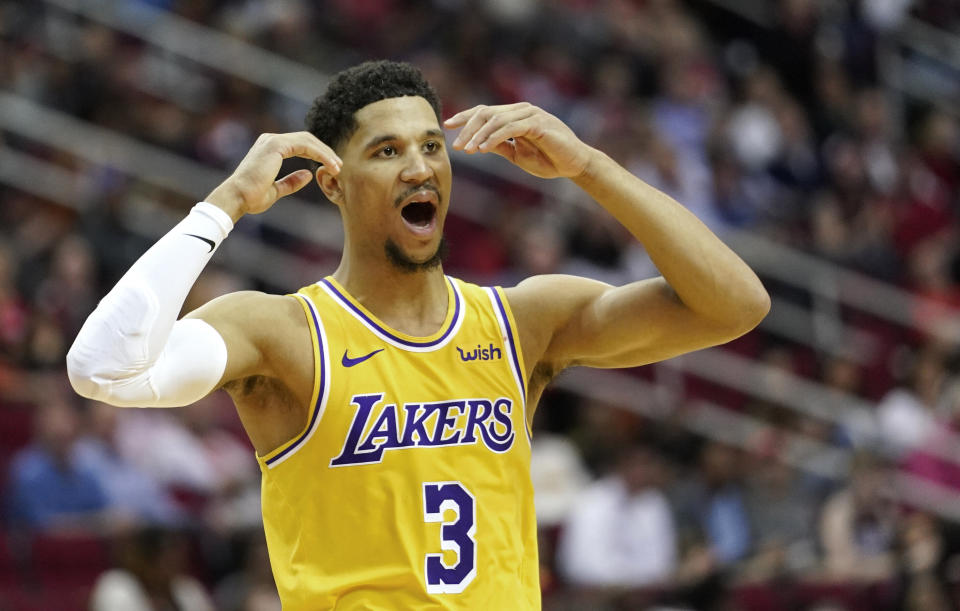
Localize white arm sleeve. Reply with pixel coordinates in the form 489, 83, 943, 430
67, 202, 234, 407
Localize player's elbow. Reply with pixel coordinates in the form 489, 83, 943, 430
65, 336, 139, 405
65, 341, 109, 401
733, 282, 771, 334
66, 351, 157, 407
66, 361, 95, 401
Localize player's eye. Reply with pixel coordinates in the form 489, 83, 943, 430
423, 140, 441, 153
376, 146, 397, 158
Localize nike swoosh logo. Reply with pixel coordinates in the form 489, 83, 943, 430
342, 348, 384, 368
185, 234, 215, 253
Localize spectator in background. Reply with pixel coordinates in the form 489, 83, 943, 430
0, 240, 28, 366
74, 401, 182, 526
112, 405, 221, 498
902, 572, 953, 611
529, 432, 590, 529
89, 527, 214, 611
708, 145, 767, 229
742, 448, 819, 579
915, 110, 959, 201
33, 234, 99, 342
558, 444, 677, 588
724, 66, 785, 176
23, 311, 69, 370
897, 511, 951, 611
671, 441, 752, 568
499, 211, 567, 286
899, 377, 960, 495
819, 451, 898, 581
877, 344, 947, 457
181, 394, 262, 532
214, 532, 281, 611
6, 395, 110, 532
528, 430, 590, 590
853, 88, 899, 197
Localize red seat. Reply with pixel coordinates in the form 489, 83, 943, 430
0, 582, 90, 611
0, 402, 35, 451
29, 533, 111, 587
0, 532, 16, 586
0, 404, 34, 477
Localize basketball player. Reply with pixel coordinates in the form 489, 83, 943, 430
67, 61, 769, 609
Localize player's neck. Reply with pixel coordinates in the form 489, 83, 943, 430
331, 259, 449, 338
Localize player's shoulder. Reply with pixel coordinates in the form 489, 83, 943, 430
503, 274, 611, 317
197, 289, 301, 312
186, 290, 306, 332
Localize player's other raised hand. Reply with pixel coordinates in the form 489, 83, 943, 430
444, 103, 594, 180
206, 131, 342, 221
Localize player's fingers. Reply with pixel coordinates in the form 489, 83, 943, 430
464, 108, 536, 153
487, 139, 517, 163
272, 169, 314, 200
449, 107, 493, 149
447, 103, 534, 146
267, 132, 342, 174
443, 107, 478, 129
475, 118, 540, 153
444, 102, 531, 129
451, 106, 526, 150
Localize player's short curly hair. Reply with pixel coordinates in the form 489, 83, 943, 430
305, 60, 442, 153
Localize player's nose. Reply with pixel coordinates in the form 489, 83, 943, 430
400, 150, 432, 183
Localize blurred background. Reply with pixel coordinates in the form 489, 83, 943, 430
1, 0, 959, 609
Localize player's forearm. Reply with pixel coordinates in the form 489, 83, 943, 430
66, 203, 232, 407
572, 149, 769, 329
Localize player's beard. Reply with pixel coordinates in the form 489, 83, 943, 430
384, 236, 449, 273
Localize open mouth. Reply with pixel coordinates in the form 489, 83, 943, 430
400, 200, 437, 229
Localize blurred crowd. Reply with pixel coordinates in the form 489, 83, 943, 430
1, 0, 960, 609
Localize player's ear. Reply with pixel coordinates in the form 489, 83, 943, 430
317, 166, 344, 207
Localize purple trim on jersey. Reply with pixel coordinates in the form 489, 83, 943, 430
321, 277, 461, 348
265, 296, 325, 467
491, 288, 525, 399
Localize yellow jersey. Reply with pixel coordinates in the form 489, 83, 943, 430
257, 275, 540, 610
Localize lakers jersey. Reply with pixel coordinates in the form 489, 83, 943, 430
257, 276, 540, 610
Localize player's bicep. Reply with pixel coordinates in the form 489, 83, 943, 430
567, 277, 741, 367
530, 276, 742, 370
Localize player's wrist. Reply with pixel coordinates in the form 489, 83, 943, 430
204, 181, 247, 223
570, 147, 608, 184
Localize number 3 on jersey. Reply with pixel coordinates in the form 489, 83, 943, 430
422, 482, 477, 594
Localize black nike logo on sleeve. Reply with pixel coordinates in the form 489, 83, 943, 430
185, 234, 215, 253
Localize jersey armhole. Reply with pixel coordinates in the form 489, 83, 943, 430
257, 293, 331, 469
488, 286, 533, 442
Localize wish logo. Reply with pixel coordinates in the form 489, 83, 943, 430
456, 343, 502, 362
330, 393, 516, 466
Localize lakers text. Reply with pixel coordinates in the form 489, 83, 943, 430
330, 393, 516, 466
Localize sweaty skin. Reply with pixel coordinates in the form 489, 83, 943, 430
187, 96, 769, 458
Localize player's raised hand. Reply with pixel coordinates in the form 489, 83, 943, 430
206, 132, 342, 221
444, 103, 594, 179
